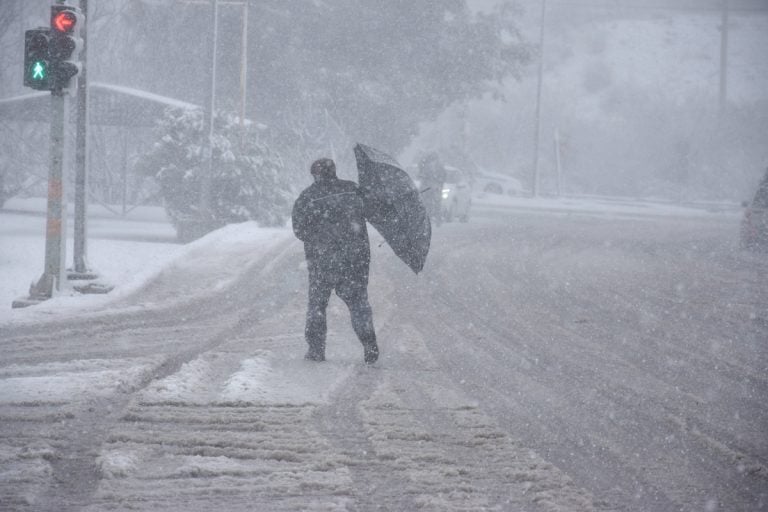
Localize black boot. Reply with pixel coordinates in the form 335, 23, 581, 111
304, 344, 325, 362
363, 342, 379, 364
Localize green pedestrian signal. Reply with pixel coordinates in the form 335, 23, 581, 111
24, 28, 52, 90
32, 61, 46, 80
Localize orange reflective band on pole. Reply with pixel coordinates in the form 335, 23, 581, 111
46, 218, 62, 237
48, 178, 63, 199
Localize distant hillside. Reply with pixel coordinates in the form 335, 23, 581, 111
404, 5, 768, 200
545, 9, 768, 108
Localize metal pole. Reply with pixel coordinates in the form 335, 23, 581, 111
531, 0, 546, 197
73, 0, 89, 274
718, 0, 729, 116
199, 0, 219, 222
554, 127, 562, 196
34, 91, 68, 298
121, 137, 128, 216
238, 0, 249, 144
13, 91, 69, 307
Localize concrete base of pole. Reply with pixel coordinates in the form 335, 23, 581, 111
11, 275, 55, 308
9, 272, 114, 308
11, 297, 49, 309
29, 274, 56, 300
71, 282, 114, 294
67, 270, 100, 281
67, 269, 114, 295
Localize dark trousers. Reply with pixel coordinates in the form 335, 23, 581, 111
305, 269, 376, 351
423, 185, 442, 225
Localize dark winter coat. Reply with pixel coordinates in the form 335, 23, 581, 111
418, 156, 446, 188
292, 176, 371, 282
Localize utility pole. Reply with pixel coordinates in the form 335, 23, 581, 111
531, 0, 547, 197
199, 0, 219, 225
72, 0, 90, 276
554, 127, 562, 197
177, 0, 249, 240
238, 0, 249, 144
718, 0, 729, 116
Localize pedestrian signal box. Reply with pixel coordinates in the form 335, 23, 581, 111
24, 28, 52, 91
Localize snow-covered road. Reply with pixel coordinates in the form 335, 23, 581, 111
1, 208, 766, 511
403, 214, 768, 511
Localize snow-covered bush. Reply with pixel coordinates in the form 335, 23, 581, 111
136, 108, 291, 241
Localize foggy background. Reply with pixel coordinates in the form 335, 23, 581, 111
1, 0, 767, 213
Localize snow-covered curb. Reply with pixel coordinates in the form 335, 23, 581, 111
0, 219, 291, 326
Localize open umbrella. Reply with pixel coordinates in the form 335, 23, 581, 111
354, 143, 431, 274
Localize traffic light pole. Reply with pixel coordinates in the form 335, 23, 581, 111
25, 90, 68, 302
72, 0, 90, 276
13, 1, 99, 307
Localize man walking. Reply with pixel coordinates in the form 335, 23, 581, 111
292, 158, 379, 364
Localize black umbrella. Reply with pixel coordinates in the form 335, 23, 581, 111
354, 143, 431, 274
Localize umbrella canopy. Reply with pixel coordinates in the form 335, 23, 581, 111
354, 143, 431, 273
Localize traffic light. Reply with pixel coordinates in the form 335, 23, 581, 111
49, 4, 83, 90
24, 28, 52, 90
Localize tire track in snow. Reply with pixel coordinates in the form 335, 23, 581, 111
0, 237, 307, 511
402, 217, 767, 511
314, 366, 425, 512
410, 245, 708, 510
371, 318, 601, 511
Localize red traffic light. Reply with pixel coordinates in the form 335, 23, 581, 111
52, 11, 77, 33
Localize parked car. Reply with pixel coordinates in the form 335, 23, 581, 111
740, 167, 768, 251
471, 170, 525, 196
441, 166, 472, 222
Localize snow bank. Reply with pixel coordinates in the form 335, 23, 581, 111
0, 201, 292, 325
